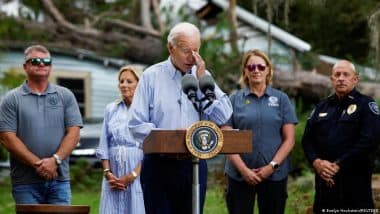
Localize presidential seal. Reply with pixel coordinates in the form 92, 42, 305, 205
185, 121, 223, 159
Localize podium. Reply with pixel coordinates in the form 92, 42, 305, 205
15, 204, 90, 214
143, 129, 252, 214
143, 129, 252, 154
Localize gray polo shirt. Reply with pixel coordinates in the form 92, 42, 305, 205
0, 81, 83, 185
225, 86, 298, 181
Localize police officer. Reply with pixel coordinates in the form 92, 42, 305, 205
302, 60, 379, 213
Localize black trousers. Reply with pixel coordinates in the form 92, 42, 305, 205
141, 154, 207, 214
313, 171, 374, 214
225, 175, 288, 214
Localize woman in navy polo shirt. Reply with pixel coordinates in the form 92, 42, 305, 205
224, 49, 298, 214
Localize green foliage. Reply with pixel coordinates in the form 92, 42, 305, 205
0, 69, 26, 161
287, 171, 314, 213
204, 186, 228, 214
71, 190, 100, 213
0, 146, 8, 161
20, 0, 42, 20
0, 166, 317, 214
291, 110, 312, 175
296, 51, 320, 71
0, 175, 13, 213
237, 0, 379, 66
0, 68, 25, 89
104, 44, 126, 58
0, 16, 52, 42
69, 159, 102, 192
198, 12, 242, 92
288, 0, 373, 63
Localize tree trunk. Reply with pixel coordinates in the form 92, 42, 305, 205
228, 0, 239, 54
141, 0, 153, 30
369, 9, 380, 82
284, 0, 290, 30
39, 0, 162, 64
273, 70, 332, 102
265, 0, 273, 54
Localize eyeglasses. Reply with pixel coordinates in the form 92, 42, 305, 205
25, 58, 52, 66
176, 44, 198, 56
246, 63, 266, 72
179, 47, 192, 55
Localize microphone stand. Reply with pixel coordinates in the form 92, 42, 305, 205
191, 96, 214, 214
185, 82, 214, 214
192, 98, 202, 214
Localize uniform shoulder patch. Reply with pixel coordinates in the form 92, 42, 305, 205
368, 102, 379, 115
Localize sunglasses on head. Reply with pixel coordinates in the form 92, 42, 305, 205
246, 63, 266, 72
26, 58, 52, 66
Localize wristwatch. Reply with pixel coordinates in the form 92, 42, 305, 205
270, 161, 279, 171
103, 168, 112, 177
53, 154, 62, 165
131, 170, 138, 179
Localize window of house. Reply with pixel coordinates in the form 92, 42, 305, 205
50, 71, 92, 119
57, 78, 85, 116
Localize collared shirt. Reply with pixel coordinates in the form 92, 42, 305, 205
225, 86, 298, 181
0, 81, 83, 184
96, 100, 142, 160
95, 100, 145, 214
128, 57, 232, 144
302, 88, 379, 170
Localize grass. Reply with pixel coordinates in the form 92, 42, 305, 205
0, 163, 314, 214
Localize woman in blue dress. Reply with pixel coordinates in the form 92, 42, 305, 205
96, 65, 145, 214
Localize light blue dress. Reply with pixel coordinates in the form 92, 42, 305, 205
96, 100, 145, 214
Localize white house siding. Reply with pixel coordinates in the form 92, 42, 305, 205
202, 23, 294, 71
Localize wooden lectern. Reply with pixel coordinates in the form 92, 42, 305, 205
143, 129, 252, 154
143, 129, 252, 214
15, 204, 90, 214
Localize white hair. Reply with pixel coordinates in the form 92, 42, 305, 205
167, 22, 200, 46
333, 60, 356, 73
24, 44, 50, 60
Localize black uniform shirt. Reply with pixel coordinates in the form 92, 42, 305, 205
302, 88, 379, 170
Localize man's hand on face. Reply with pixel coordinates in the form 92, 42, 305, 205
192, 51, 205, 79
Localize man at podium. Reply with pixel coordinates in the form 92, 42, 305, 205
128, 22, 232, 214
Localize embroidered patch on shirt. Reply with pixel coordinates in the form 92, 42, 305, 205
48, 96, 58, 105
369, 102, 379, 115
268, 96, 279, 107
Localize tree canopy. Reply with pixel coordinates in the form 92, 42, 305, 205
238, 0, 380, 66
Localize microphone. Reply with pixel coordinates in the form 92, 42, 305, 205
181, 74, 199, 111
199, 75, 216, 102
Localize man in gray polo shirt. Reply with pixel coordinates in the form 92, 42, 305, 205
0, 44, 83, 204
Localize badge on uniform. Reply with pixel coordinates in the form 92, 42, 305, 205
268, 96, 279, 107
347, 104, 357, 115
369, 102, 379, 115
318, 113, 327, 117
